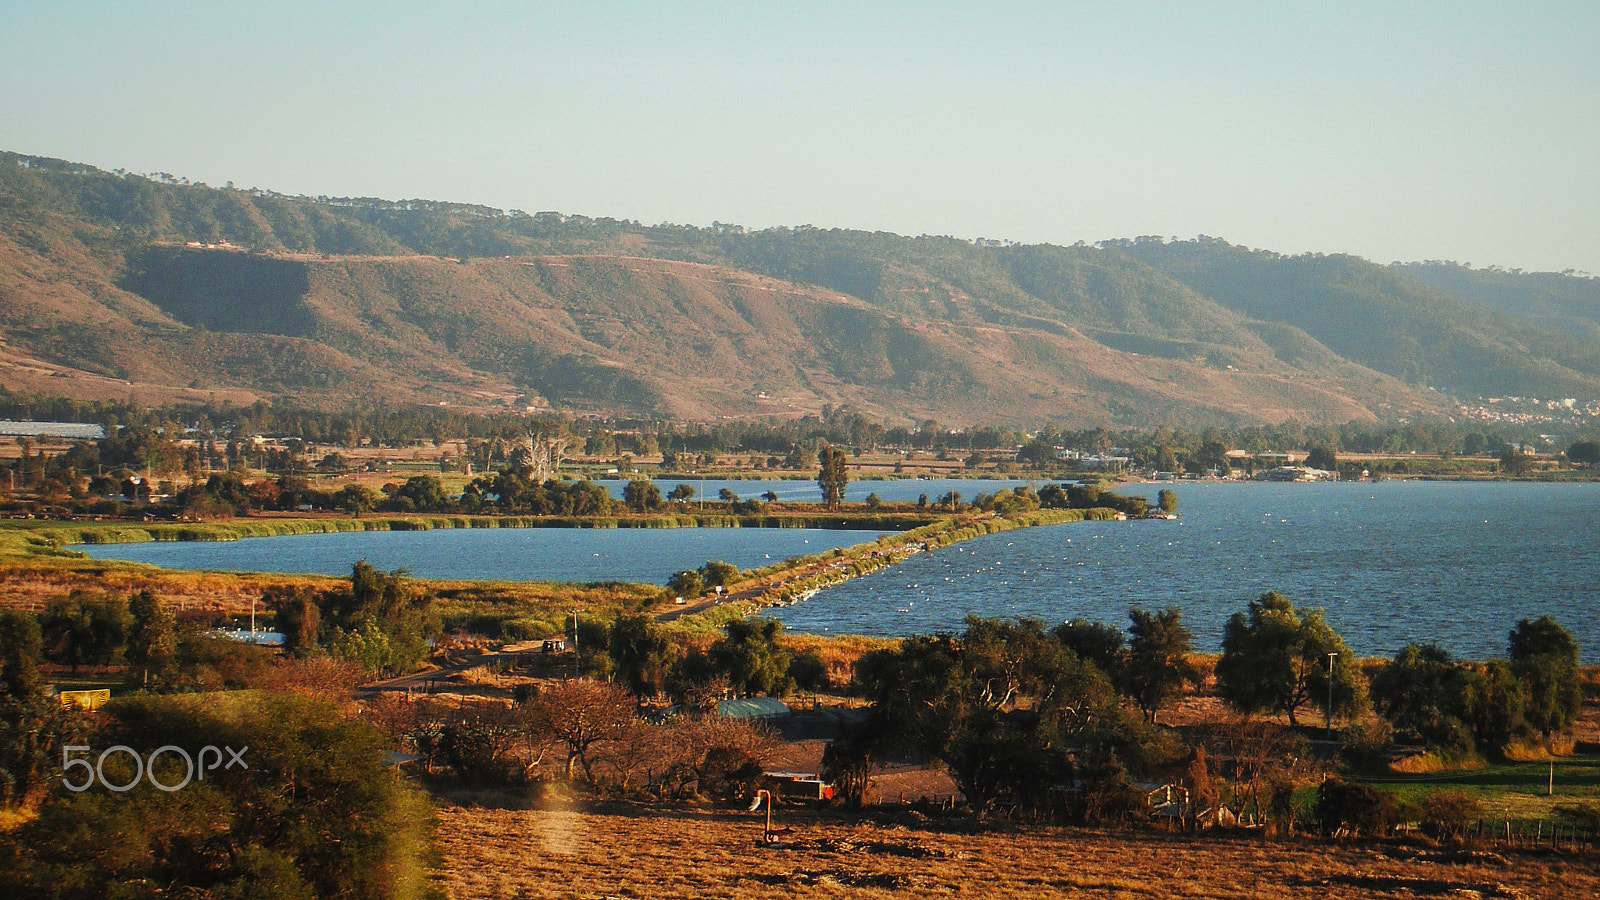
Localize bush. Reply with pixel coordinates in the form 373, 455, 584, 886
1339, 717, 1395, 771
0, 691, 439, 899
1419, 790, 1483, 840
1316, 778, 1399, 837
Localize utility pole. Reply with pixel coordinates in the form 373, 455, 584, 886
1326, 652, 1339, 739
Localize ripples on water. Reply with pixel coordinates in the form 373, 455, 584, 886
772, 481, 1600, 662
78, 527, 874, 586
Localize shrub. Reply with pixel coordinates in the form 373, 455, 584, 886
0, 692, 439, 899
1316, 778, 1398, 837
1419, 790, 1483, 840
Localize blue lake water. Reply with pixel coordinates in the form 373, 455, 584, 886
78, 527, 876, 585
75, 480, 1600, 661
599, 477, 1034, 504
770, 481, 1600, 662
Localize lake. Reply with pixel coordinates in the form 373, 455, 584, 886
770, 480, 1600, 662
77, 527, 876, 585
76, 479, 1600, 661
598, 476, 1035, 504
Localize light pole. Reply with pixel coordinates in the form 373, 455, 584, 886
1326, 652, 1339, 739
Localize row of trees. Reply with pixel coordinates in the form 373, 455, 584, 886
815, 594, 1583, 822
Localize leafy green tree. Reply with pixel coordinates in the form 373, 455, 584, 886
1567, 440, 1600, 466
666, 569, 703, 599
1215, 592, 1365, 727
264, 585, 322, 657
0, 692, 437, 899
1499, 446, 1535, 475
1124, 607, 1199, 724
856, 617, 1129, 820
126, 589, 177, 688
622, 478, 663, 512
0, 611, 83, 808
667, 483, 696, 503
710, 617, 792, 696
0, 611, 43, 701
1460, 658, 1528, 750
39, 591, 129, 673
788, 649, 830, 693
334, 483, 379, 517
1508, 615, 1581, 738
1157, 488, 1178, 514
382, 474, 448, 511
1304, 446, 1338, 471
817, 445, 848, 510
607, 613, 672, 697
320, 562, 434, 674
1187, 440, 1232, 476
698, 559, 740, 591
717, 487, 738, 502
1052, 618, 1125, 681
820, 718, 884, 808
1371, 643, 1474, 750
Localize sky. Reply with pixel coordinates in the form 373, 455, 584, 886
3, 1, 1598, 274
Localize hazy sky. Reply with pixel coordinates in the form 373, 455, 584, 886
4, 2, 1597, 273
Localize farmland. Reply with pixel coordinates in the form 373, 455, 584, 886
434, 800, 1600, 899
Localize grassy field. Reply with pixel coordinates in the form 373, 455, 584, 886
1369, 754, 1600, 820
433, 800, 1600, 899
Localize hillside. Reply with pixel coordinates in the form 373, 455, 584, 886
3, 151, 1597, 425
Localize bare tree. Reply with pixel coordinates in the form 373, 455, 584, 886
527, 679, 635, 784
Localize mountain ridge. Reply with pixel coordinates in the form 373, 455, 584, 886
2, 150, 1596, 426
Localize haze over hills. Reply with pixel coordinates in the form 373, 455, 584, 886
3, 150, 1599, 427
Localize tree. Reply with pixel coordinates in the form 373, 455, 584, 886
817, 445, 848, 510
856, 617, 1129, 821
1304, 446, 1338, 471
0, 692, 435, 899
623, 479, 662, 512
39, 592, 129, 673
698, 559, 740, 592
527, 679, 635, 784
334, 483, 378, 517
1508, 615, 1581, 738
710, 617, 792, 696
666, 483, 696, 503
1499, 446, 1535, 475
264, 584, 322, 657
1567, 440, 1600, 466
1157, 489, 1178, 514
717, 487, 738, 502
1215, 592, 1364, 727
666, 569, 703, 600
820, 719, 883, 808
608, 614, 671, 697
0, 611, 43, 701
1053, 618, 1125, 680
0, 610, 82, 808
1371, 643, 1474, 750
1124, 607, 1198, 723
126, 589, 176, 688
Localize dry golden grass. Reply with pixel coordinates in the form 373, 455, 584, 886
435, 801, 1600, 899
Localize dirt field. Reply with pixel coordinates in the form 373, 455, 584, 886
434, 801, 1600, 900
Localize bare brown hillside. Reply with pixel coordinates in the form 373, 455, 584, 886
0, 235, 1445, 424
